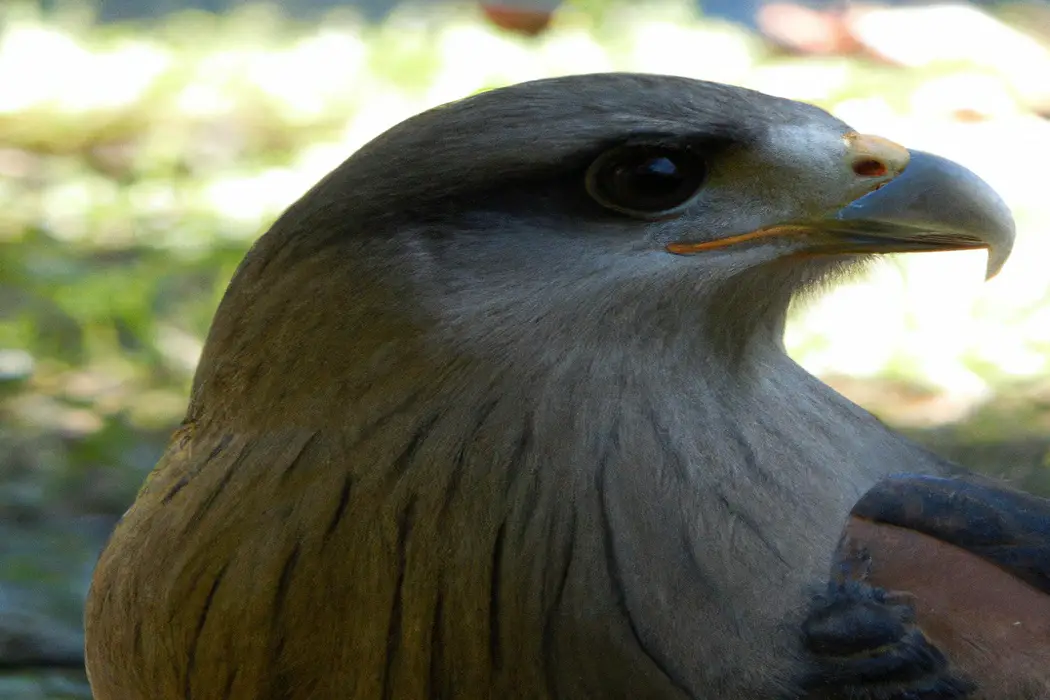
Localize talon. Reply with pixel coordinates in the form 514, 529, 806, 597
802, 580, 973, 699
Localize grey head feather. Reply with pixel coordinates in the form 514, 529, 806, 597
196, 74, 872, 400
125, 74, 958, 699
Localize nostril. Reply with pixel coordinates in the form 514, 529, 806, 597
853, 158, 889, 178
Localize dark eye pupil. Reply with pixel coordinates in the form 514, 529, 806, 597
591, 146, 707, 216
614, 156, 682, 196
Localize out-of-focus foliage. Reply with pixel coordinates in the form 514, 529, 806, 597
4, 0, 1049, 495
0, 1, 1049, 695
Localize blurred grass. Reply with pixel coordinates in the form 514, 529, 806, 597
1, 0, 1049, 503
0, 1, 1049, 692
3, 0, 1050, 513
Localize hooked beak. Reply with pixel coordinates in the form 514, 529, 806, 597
668, 142, 1016, 280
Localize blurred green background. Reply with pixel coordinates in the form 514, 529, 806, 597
1, 0, 1049, 696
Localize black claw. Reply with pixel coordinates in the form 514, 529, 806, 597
801, 580, 974, 699
895, 674, 976, 700
804, 594, 908, 656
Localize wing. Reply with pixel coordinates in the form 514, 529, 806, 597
832, 473, 1050, 699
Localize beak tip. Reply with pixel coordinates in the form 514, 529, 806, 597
837, 149, 1016, 280
986, 249, 1010, 280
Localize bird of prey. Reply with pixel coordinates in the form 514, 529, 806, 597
84, 73, 1021, 699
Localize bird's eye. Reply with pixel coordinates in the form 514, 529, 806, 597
586, 145, 708, 219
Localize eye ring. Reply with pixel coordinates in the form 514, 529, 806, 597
585, 144, 708, 220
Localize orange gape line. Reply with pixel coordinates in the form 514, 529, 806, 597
666, 226, 808, 254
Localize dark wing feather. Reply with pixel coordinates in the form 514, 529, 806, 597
850, 473, 1050, 595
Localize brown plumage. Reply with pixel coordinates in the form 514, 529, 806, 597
833, 475, 1050, 699
84, 73, 1018, 699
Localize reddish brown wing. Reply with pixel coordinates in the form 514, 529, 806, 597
835, 474, 1050, 698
